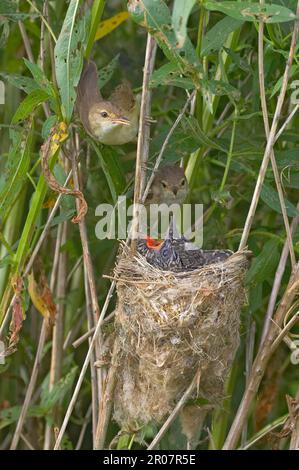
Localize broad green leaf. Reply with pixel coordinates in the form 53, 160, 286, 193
247, 239, 280, 284
42, 115, 58, 139
172, 0, 197, 49
0, 17, 10, 48
204, 1, 297, 24
281, 170, 299, 189
182, 116, 228, 152
85, 0, 105, 59
150, 62, 194, 89
274, 149, 299, 168
90, 141, 126, 203
98, 54, 120, 89
202, 78, 240, 100
202, 16, 244, 56
270, 64, 297, 98
0, 73, 39, 94
23, 58, 55, 98
54, 0, 88, 122
261, 183, 299, 217
40, 367, 78, 412
128, 0, 202, 86
151, 116, 227, 162
0, 0, 37, 21
0, 123, 33, 222
0, 405, 20, 430
12, 89, 50, 123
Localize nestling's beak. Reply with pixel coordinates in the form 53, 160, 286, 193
112, 116, 130, 126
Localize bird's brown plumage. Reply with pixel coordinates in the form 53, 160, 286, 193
76, 61, 138, 144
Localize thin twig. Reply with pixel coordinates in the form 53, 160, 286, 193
275, 104, 299, 142
75, 405, 92, 450
10, 224, 63, 449
257, 4, 296, 267
94, 338, 120, 449
20, 433, 35, 450
44, 221, 68, 449
241, 319, 256, 446
53, 281, 115, 450
239, 4, 299, 249
142, 90, 196, 205
147, 370, 201, 450
261, 201, 299, 345
270, 311, 299, 352
223, 264, 299, 449
72, 311, 115, 349
131, 34, 157, 250
71, 140, 102, 442
84, 268, 99, 447
18, 21, 34, 62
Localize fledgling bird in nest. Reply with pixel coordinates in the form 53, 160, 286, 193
76, 60, 139, 145
137, 222, 233, 272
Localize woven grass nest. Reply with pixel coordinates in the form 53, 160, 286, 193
112, 246, 251, 432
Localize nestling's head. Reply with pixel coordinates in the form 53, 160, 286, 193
149, 165, 188, 206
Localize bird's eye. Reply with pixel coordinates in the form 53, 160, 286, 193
161, 181, 167, 189
181, 179, 186, 186
100, 111, 108, 118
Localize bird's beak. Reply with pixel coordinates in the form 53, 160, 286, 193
112, 116, 130, 126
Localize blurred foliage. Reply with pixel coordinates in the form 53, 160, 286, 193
0, 0, 299, 450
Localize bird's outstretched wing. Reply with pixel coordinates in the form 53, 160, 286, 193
76, 61, 102, 133
109, 80, 135, 113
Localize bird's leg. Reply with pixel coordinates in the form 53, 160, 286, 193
145, 115, 157, 125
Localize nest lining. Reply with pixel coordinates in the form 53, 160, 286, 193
112, 247, 250, 432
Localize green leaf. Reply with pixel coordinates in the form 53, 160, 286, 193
90, 141, 126, 203
0, 0, 38, 21
204, 1, 297, 24
128, 0, 202, 87
0, 405, 20, 430
54, 0, 89, 122
23, 58, 55, 98
151, 116, 227, 162
247, 239, 280, 284
98, 54, 120, 89
202, 78, 241, 100
182, 116, 228, 152
12, 89, 50, 123
0, 17, 10, 48
42, 115, 58, 140
201, 16, 244, 56
0, 124, 33, 222
270, 64, 297, 98
274, 149, 299, 168
261, 183, 299, 217
85, 0, 106, 59
0, 72, 40, 94
40, 367, 78, 412
150, 62, 195, 89
172, 0, 197, 49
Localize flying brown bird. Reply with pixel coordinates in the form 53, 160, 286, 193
76, 61, 139, 145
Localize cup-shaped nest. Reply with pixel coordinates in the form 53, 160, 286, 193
112, 247, 250, 432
